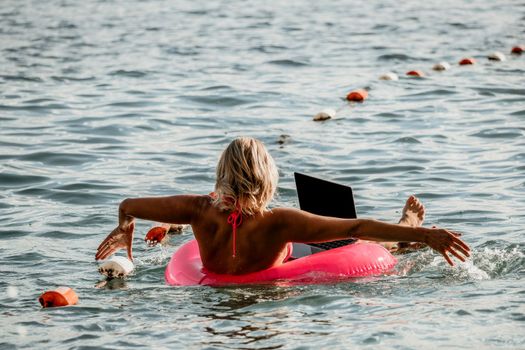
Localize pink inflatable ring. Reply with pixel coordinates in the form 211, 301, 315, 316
165, 240, 397, 286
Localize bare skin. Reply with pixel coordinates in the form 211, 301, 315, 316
146, 196, 426, 252
95, 194, 470, 274
375, 195, 426, 252
399, 195, 425, 227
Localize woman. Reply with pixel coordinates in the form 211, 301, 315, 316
96, 137, 470, 274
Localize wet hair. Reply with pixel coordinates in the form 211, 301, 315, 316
214, 137, 278, 216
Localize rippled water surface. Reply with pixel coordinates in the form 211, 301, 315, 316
1, 0, 524, 349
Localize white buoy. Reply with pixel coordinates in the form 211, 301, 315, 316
379, 72, 398, 81
313, 108, 336, 121
432, 62, 451, 71
98, 256, 134, 278
487, 52, 505, 61
6, 285, 18, 298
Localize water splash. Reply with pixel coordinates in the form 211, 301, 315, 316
470, 243, 524, 278
394, 242, 524, 281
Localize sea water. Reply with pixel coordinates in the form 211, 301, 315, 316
1, 0, 524, 348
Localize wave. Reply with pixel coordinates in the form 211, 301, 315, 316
108, 70, 149, 78
471, 128, 523, 139
396, 241, 524, 280
377, 54, 414, 61
267, 59, 309, 67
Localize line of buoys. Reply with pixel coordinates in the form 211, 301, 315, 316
314, 90, 368, 122
313, 44, 522, 121
311, 43, 523, 124
39, 287, 78, 308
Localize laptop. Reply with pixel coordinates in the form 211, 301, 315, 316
292, 172, 358, 258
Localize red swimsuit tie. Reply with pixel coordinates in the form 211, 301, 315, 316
227, 209, 243, 258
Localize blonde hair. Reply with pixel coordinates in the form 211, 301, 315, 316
214, 137, 278, 216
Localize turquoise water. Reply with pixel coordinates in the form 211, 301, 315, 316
1, 0, 524, 348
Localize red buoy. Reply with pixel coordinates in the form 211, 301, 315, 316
145, 226, 169, 245
346, 89, 368, 102
511, 46, 524, 54
406, 70, 424, 77
39, 287, 78, 308
459, 58, 476, 65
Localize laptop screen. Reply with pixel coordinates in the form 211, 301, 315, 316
294, 172, 357, 219
294, 172, 357, 249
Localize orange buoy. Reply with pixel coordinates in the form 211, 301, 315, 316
39, 287, 78, 308
511, 46, 523, 54
346, 89, 368, 102
145, 226, 168, 245
459, 58, 475, 65
406, 70, 424, 77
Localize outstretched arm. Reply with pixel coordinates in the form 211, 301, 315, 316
276, 208, 470, 266
95, 195, 206, 261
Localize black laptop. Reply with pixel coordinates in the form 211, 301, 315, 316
292, 172, 357, 257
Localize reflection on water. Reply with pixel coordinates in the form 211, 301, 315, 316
200, 288, 298, 347
94, 278, 129, 290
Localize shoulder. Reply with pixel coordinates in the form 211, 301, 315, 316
265, 207, 304, 224
267, 207, 326, 229
193, 194, 215, 211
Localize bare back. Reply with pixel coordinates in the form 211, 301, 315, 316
192, 197, 291, 274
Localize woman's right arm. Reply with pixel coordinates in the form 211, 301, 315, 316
95, 195, 209, 261
276, 207, 470, 266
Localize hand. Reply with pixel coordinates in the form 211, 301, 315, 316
95, 222, 135, 261
424, 227, 470, 266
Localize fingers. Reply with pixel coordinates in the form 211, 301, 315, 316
96, 224, 135, 261
452, 241, 470, 257
96, 241, 110, 259
446, 247, 466, 263
452, 236, 470, 252
127, 243, 133, 262
441, 251, 454, 266
426, 227, 471, 266
97, 227, 122, 251
96, 234, 123, 260
440, 236, 470, 265
95, 244, 117, 260
97, 234, 114, 251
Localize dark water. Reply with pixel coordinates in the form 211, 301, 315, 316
1, 0, 524, 348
